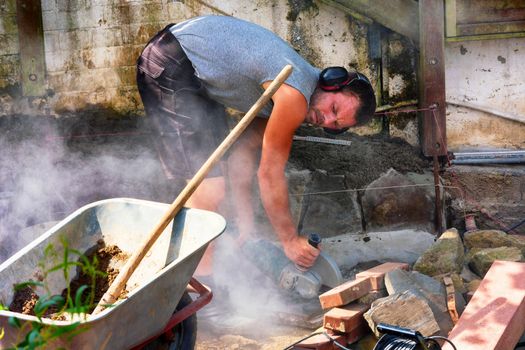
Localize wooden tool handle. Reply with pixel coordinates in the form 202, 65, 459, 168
92, 65, 293, 315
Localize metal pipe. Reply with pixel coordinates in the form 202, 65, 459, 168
451, 150, 525, 164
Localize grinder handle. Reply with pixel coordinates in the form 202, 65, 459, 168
307, 233, 321, 249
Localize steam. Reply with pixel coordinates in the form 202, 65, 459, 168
0, 114, 305, 334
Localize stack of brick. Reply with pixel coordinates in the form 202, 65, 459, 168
292, 262, 409, 349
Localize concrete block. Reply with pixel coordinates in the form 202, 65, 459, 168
443, 261, 525, 350
356, 262, 409, 290
319, 278, 372, 310
0, 34, 18, 55
286, 168, 312, 228
0, 15, 17, 35
44, 31, 61, 54
323, 303, 369, 333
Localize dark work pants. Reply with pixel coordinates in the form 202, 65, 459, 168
137, 25, 229, 180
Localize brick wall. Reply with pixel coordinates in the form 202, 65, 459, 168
41, 0, 193, 115
0, 0, 19, 90
0, 0, 382, 120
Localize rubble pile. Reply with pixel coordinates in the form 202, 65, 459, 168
291, 228, 525, 349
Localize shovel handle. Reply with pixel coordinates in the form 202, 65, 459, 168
91, 65, 293, 315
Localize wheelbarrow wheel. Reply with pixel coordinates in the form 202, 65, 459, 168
142, 292, 197, 350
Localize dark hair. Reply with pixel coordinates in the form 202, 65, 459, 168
342, 79, 376, 126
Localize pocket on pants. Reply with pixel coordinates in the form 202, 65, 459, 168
137, 55, 165, 79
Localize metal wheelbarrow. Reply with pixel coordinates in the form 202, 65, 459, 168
0, 198, 225, 349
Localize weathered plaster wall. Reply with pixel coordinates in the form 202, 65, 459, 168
445, 38, 525, 151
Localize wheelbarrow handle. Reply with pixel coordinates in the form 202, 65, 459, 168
91, 65, 293, 316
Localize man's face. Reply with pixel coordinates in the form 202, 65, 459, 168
305, 90, 360, 129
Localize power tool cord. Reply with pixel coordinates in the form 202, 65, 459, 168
372, 334, 458, 350
282, 331, 352, 350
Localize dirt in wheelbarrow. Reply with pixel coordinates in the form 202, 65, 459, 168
9, 241, 130, 317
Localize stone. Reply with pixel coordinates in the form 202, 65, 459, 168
442, 261, 525, 350
323, 229, 435, 268
460, 265, 481, 281
385, 269, 447, 312
361, 168, 434, 233
299, 170, 363, 236
433, 272, 467, 294
384, 269, 458, 335
413, 228, 465, 276
286, 168, 313, 227
468, 246, 524, 277
464, 229, 525, 252
467, 279, 482, 293
363, 290, 440, 337
357, 289, 388, 305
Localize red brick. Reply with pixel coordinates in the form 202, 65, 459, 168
319, 277, 372, 309
323, 303, 369, 333
355, 262, 409, 290
346, 322, 371, 344
292, 330, 346, 350
442, 261, 525, 350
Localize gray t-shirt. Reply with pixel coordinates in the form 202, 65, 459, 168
170, 15, 320, 117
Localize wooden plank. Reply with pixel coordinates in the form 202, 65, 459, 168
445, 0, 458, 37
457, 20, 525, 36
456, 0, 525, 24
418, 0, 447, 157
16, 0, 46, 96
442, 261, 525, 350
329, 0, 419, 44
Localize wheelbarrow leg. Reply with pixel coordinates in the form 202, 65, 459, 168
130, 277, 212, 350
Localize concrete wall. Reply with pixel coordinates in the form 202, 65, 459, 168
445, 38, 525, 151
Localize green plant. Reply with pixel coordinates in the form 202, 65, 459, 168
4, 237, 107, 349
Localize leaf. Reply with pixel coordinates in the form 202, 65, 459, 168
74, 285, 89, 307
7, 316, 21, 329
34, 295, 65, 316
27, 329, 44, 347
14, 281, 44, 291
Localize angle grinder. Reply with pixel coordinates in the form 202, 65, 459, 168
241, 233, 342, 299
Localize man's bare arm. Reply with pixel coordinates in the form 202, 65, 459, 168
258, 82, 319, 267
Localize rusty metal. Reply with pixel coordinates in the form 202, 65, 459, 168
431, 107, 444, 235
16, 0, 46, 96
443, 276, 460, 324
418, 0, 447, 157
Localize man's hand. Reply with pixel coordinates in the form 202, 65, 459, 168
282, 235, 320, 268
